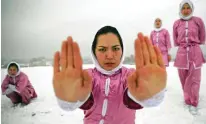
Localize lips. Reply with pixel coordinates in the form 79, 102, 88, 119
104, 63, 115, 67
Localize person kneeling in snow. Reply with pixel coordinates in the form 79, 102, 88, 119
1, 62, 37, 105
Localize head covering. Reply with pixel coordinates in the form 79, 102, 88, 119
7, 61, 21, 77
91, 26, 125, 75
154, 18, 163, 32
179, 0, 194, 20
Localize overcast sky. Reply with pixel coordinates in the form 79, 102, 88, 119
1, 0, 206, 60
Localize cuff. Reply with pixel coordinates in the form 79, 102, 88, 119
57, 93, 91, 111
127, 88, 166, 107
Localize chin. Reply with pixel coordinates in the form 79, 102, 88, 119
103, 65, 119, 71
103, 67, 114, 71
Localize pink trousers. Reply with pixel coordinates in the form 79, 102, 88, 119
178, 62, 201, 107
6, 87, 37, 105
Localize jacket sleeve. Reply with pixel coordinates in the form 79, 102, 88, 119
150, 32, 155, 45
127, 88, 166, 107
165, 30, 172, 50
123, 68, 143, 109
15, 73, 28, 93
173, 20, 179, 47
123, 89, 143, 109
198, 18, 206, 44
57, 93, 92, 111
1, 76, 10, 94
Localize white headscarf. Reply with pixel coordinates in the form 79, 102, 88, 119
154, 18, 163, 32
7, 61, 21, 77
179, 0, 194, 20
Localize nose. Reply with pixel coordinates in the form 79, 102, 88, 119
11, 70, 16, 75
184, 9, 189, 13
106, 49, 114, 59
186, 9, 190, 13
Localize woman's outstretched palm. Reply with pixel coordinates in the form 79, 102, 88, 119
127, 33, 167, 100
53, 37, 92, 102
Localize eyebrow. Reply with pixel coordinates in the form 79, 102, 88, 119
97, 45, 120, 48
112, 45, 120, 47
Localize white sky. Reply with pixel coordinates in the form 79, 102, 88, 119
1, 0, 206, 60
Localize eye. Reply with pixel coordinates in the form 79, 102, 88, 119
113, 47, 120, 51
98, 48, 106, 52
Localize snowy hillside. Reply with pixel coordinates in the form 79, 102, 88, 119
1, 63, 206, 124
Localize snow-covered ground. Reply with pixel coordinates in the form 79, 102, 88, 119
1, 62, 206, 124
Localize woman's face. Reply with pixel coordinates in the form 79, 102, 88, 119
155, 18, 162, 28
8, 66, 18, 76
181, 3, 192, 17
95, 33, 122, 71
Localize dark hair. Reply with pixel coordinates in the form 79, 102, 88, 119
92, 26, 123, 55
155, 18, 162, 22
8, 63, 19, 71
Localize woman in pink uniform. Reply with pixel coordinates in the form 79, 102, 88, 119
150, 18, 172, 67
52, 26, 167, 124
173, 0, 205, 112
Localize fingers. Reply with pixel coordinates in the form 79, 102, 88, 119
138, 33, 150, 65
53, 51, 62, 98
58, 36, 82, 70
144, 36, 157, 64
136, 33, 159, 67
154, 46, 165, 68
135, 38, 144, 69
67, 36, 74, 68
53, 51, 60, 74
60, 41, 67, 71
73, 42, 83, 70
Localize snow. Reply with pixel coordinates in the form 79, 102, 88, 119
1, 63, 206, 124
